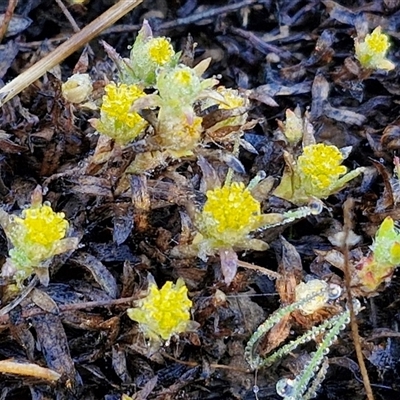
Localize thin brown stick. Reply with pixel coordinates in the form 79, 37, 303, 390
342, 197, 374, 400
0, 0, 18, 43
237, 259, 282, 279
162, 352, 249, 372
0, 295, 136, 326
54, 0, 81, 33
0, 0, 142, 107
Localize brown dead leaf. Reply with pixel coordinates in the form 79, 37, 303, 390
30, 313, 78, 387
259, 314, 291, 357
71, 252, 118, 299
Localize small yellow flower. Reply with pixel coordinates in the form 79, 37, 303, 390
147, 37, 175, 66
274, 143, 365, 204
16, 204, 69, 247
0, 189, 79, 287
365, 26, 390, 55
93, 83, 148, 145
196, 182, 262, 248
355, 26, 395, 71
202, 87, 249, 136
218, 87, 246, 110
101, 83, 145, 129
156, 65, 214, 116
127, 278, 193, 341
156, 114, 203, 158
297, 143, 347, 193
157, 65, 202, 106
122, 22, 179, 86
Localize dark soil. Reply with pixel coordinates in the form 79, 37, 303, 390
1, 0, 400, 399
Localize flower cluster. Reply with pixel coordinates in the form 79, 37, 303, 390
298, 144, 347, 191
355, 26, 395, 71
0, 186, 79, 288
356, 217, 400, 292
88, 21, 256, 173
274, 143, 364, 205
127, 278, 195, 342
127, 62, 216, 172
91, 83, 148, 145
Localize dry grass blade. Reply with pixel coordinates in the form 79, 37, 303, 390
0, 359, 61, 381
0, 0, 143, 106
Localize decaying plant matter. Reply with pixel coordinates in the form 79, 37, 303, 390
1, 1, 400, 400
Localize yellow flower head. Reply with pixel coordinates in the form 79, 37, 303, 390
157, 65, 212, 114
205, 87, 249, 136
365, 26, 390, 55
147, 37, 175, 66
156, 115, 203, 158
217, 87, 246, 110
355, 26, 395, 70
101, 83, 145, 128
0, 191, 79, 288
95, 83, 147, 145
127, 278, 193, 341
297, 143, 347, 195
123, 22, 179, 86
196, 182, 262, 247
274, 141, 365, 205
16, 203, 68, 247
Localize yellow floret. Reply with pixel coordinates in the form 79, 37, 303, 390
197, 182, 261, 246
127, 279, 193, 341
16, 204, 68, 247
355, 26, 395, 70
173, 69, 194, 86
364, 26, 390, 55
101, 83, 145, 129
96, 83, 148, 144
297, 143, 347, 192
147, 37, 175, 65
157, 66, 202, 107
156, 115, 203, 157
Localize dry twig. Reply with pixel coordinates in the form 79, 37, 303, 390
342, 197, 375, 400
0, 0, 18, 43
54, 0, 81, 33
